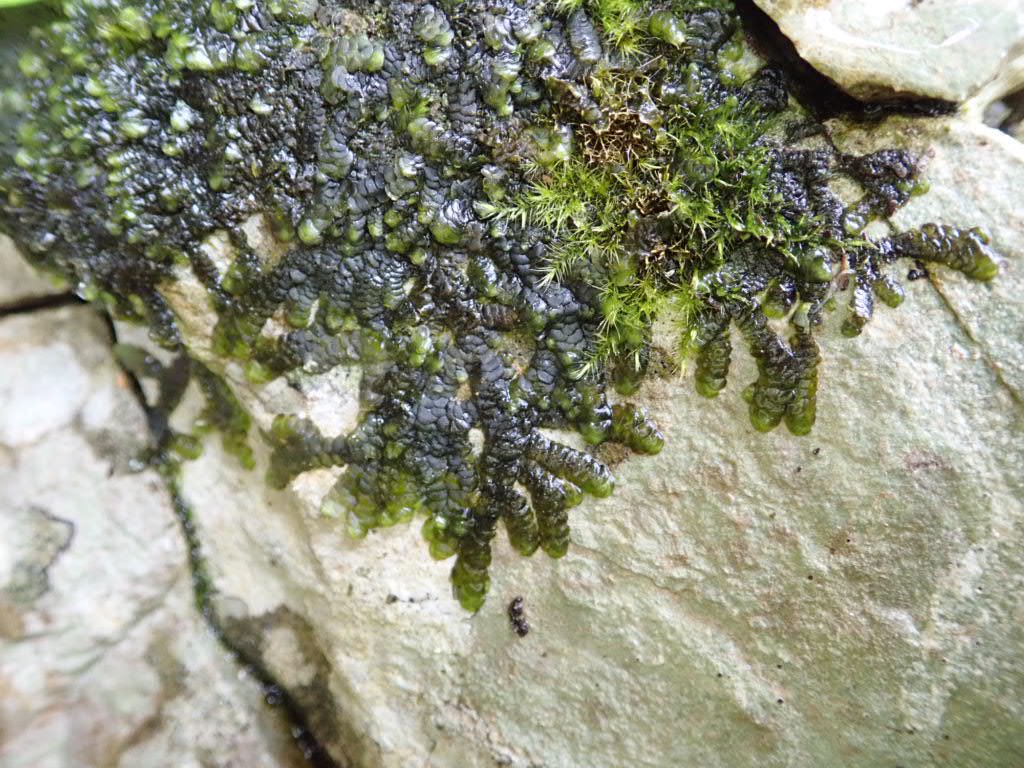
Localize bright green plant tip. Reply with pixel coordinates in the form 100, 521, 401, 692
0, 0, 1003, 614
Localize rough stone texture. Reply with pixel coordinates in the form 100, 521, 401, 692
966, 57, 1024, 126
0, 233, 64, 308
0, 306, 308, 768
833, 117, 1024, 401
153, 115, 1024, 767
752, 0, 1024, 103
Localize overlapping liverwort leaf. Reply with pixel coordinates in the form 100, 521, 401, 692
0, 0, 999, 609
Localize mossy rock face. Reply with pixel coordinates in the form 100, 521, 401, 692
171, 114, 1024, 765
0, 0, 1004, 610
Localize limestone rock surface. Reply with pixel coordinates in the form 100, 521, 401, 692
752, 0, 1024, 103
0, 233, 63, 308
156, 116, 1024, 767
0, 306, 308, 768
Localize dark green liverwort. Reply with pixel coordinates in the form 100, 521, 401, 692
0, 0, 1001, 610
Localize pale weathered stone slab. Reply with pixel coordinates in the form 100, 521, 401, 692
164, 115, 1024, 767
753, 0, 1024, 103
0, 233, 64, 308
0, 306, 308, 768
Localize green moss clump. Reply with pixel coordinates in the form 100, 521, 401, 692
491, 9, 999, 435
0, 0, 1001, 611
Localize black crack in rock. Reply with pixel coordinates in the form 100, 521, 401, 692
0, 0, 1001, 610
218, 604, 359, 766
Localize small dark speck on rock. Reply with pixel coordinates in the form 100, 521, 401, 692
907, 261, 930, 280
508, 596, 530, 637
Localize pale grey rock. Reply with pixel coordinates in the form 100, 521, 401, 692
752, 0, 1024, 103
156, 116, 1024, 767
0, 233, 64, 307
965, 57, 1024, 124
831, 117, 1024, 398
0, 307, 308, 768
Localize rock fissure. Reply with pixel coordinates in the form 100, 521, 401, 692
0, 291, 81, 317
106, 334, 344, 767
929, 279, 1024, 408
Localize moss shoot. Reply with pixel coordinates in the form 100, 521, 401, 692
0, 0, 1001, 610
